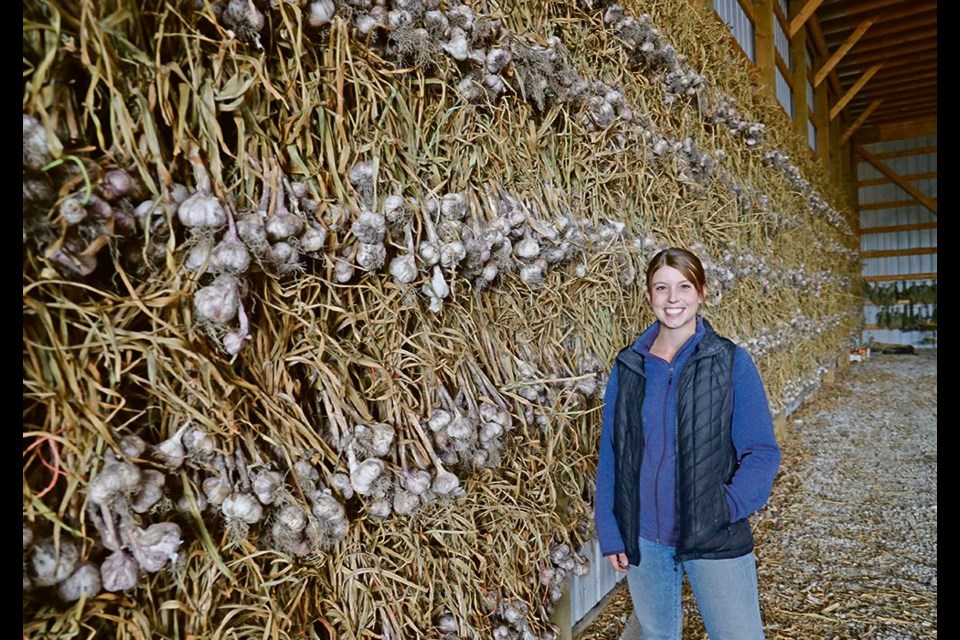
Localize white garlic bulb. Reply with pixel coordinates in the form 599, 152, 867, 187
354, 422, 396, 457
202, 474, 232, 506
431, 469, 460, 495
441, 27, 469, 60
100, 550, 140, 592
356, 242, 386, 271
87, 459, 142, 506
299, 222, 328, 253
389, 253, 418, 284
400, 468, 432, 495
31, 537, 79, 587
306, 0, 335, 26
128, 522, 182, 573
193, 275, 241, 325
311, 489, 346, 524
393, 488, 419, 515
266, 213, 306, 242
221, 492, 264, 524
210, 237, 251, 274
252, 470, 283, 505
178, 192, 226, 229
277, 504, 307, 533
58, 562, 101, 602
349, 457, 384, 496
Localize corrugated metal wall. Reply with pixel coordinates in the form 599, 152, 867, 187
859, 135, 938, 349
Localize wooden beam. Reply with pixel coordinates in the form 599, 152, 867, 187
814, 17, 876, 87
860, 171, 937, 187
859, 222, 937, 235
830, 64, 882, 120
788, 0, 822, 38
860, 247, 937, 258
852, 26, 937, 54
754, 0, 777, 93
790, 0, 810, 144
855, 146, 937, 216
807, 16, 843, 97
863, 272, 936, 283
840, 99, 882, 145
859, 197, 937, 211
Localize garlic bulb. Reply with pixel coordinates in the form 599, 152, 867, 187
393, 488, 419, 515
221, 492, 264, 524
311, 489, 346, 524
128, 522, 182, 573
299, 222, 328, 253
350, 457, 384, 496
440, 193, 466, 220
236, 213, 269, 251
428, 409, 452, 432
486, 48, 511, 73
356, 242, 386, 271
210, 237, 251, 274
306, 0, 335, 27
58, 562, 101, 602
178, 191, 226, 229
277, 504, 307, 533
100, 550, 140, 592
203, 474, 232, 506
131, 470, 166, 513
400, 468, 432, 495
446, 413, 474, 440
252, 470, 283, 505
293, 459, 320, 487
441, 28, 469, 60
383, 195, 409, 226
99, 168, 138, 202
266, 212, 306, 242
418, 241, 440, 267
351, 210, 387, 244
331, 472, 354, 500
440, 241, 466, 269
59, 197, 88, 226
155, 427, 187, 469
389, 253, 418, 284
23, 113, 51, 170
193, 275, 241, 325
87, 459, 142, 506
431, 469, 460, 496
354, 422, 396, 457
31, 537, 79, 587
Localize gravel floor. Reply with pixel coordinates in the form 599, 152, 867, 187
575, 349, 937, 640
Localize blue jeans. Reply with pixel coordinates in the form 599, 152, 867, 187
626, 537, 766, 640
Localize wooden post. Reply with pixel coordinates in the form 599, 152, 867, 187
550, 581, 573, 640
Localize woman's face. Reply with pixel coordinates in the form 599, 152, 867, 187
646, 265, 703, 332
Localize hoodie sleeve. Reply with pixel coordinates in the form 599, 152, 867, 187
594, 361, 626, 556
723, 347, 783, 523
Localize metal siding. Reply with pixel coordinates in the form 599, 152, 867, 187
776, 68, 792, 117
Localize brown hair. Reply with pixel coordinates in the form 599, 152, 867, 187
645, 247, 707, 296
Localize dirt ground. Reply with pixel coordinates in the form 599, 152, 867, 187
575, 349, 937, 640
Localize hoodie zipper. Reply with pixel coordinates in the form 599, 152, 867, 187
653, 364, 673, 544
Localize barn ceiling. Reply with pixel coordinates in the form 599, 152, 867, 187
811, 0, 937, 141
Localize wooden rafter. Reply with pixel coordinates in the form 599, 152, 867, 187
855, 146, 938, 216
841, 99, 882, 145
788, 0, 823, 38
830, 63, 882, 120
814, 17, 876, 87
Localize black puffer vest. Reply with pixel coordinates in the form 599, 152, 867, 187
611, 322, 754, 566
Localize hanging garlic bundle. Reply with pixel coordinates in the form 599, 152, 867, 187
177, 145, 227, 230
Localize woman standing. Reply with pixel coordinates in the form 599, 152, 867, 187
594, 247, 782, 639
